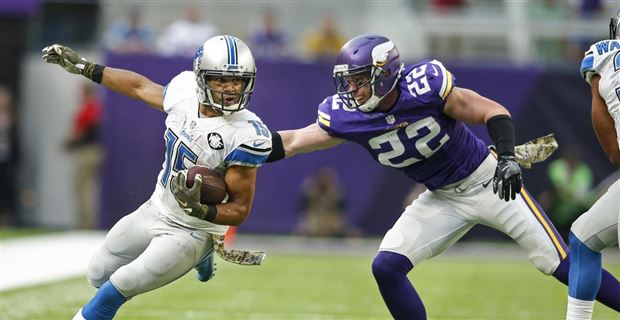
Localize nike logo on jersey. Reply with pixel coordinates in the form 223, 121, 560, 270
431, 65, 439, 76
190, 232, 204, 241
252, 140, 266, 148
177, 199, 188, 207
482, 178, 493, 188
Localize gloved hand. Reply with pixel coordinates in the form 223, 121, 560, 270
172, 171, 210, 220
493, 155, 522, 201
41, 44, 97, 79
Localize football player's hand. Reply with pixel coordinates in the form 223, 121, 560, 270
41, 44, 96, 78
493, 155, 522, 202
172, 171, 210, 220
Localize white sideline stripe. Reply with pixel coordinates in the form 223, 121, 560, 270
0, 231, 106, 291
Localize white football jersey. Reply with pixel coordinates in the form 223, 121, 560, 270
581, 40, 620, 147
149, 71, 272, 234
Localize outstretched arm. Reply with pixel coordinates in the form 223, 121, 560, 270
590, 76, 620, 166
42, 44, 164, 111
267, 123, 345, 162
100, 67, 164, 111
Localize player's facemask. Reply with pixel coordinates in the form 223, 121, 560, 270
197, 73, 254, 114
334, 65, 389, 112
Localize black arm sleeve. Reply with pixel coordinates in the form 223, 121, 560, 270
486, 115, 515, 157
266, 131, 285, 163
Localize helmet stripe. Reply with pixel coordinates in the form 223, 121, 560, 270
225, 35, 237, 65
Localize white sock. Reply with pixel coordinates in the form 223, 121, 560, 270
566, 296, 595, 320
72, 308, 86, 320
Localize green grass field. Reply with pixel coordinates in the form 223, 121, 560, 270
1, 253, 618, 320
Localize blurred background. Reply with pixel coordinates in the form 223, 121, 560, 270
1, 0, 619, 242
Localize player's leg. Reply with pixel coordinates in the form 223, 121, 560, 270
80, 222, 212, 319
73, 200, 159, 320
195, 244, 216, 282
478, 185, 620, 312
373, 189, 474, 320
110, 227, 212, 295
566, 179, 620, 320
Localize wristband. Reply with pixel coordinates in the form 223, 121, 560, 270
205, 204, 218, 222
82, 63, 105, 84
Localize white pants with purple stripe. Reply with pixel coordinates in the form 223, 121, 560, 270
379, 153, 566, 274
571, 178, 620, 252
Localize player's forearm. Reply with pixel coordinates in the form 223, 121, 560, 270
210, 202, 250, 226
283, 125, 343, 157
593, 120, 620, 166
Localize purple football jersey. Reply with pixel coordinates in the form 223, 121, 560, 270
317, 60, 489, 190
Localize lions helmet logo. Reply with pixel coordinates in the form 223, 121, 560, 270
207, 132, 224, 150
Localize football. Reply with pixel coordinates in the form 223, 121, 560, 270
186, 166, 227, 204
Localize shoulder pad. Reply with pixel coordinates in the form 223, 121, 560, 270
163, 71, 196, 113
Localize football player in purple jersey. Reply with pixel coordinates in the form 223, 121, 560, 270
566, 10, 620, 320
266, 34, 620, 319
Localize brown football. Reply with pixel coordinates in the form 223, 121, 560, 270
186, 166, 227, 204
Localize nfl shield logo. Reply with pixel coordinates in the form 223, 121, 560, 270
385, 115, 396, 124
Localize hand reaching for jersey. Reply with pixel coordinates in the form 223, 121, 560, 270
493, 155, 522, 201
172, 171, 210, 220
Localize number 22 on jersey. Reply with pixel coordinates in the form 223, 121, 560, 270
369, 117, 449, 168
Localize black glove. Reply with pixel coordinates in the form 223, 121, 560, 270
493, 155, 522, 201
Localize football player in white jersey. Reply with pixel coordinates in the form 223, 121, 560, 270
42, 35, 272, 319
566, 10, 620, 320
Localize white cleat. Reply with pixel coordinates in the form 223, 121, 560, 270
72, 308, 86, 320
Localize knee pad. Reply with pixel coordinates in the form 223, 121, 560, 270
87, 253, 108, 288
109, 265, 140, 298
372, 251, 413, 282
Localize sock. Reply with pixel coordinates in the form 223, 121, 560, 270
81, 281, 128, 320
568, 232, 602, 301
566, 296, 595, 320
553, 232, 620, 312
372, 251, 426, 320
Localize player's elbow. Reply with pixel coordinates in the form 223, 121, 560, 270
230, 205, 251, 226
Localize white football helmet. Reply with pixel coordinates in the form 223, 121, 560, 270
193, 35, 256, 114
611, 8, 620, 40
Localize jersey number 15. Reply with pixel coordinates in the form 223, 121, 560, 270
160, 129, 198, 188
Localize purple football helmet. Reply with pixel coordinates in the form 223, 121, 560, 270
333, 34, 404, 112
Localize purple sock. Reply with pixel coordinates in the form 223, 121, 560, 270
553, 254, 620, 311
372, 251, 426, 320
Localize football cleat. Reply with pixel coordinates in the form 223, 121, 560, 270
195, 249, 216, 282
